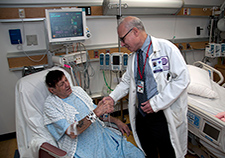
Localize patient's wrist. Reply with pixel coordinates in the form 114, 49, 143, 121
93, 108, 102, 117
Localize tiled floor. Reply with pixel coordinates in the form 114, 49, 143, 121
0, 114, 199, 158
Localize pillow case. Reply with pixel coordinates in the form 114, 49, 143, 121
187, 65, 218, 98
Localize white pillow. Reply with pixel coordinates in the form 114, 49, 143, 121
187, 65, 218, 98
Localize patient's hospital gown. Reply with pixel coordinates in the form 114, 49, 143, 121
46, 93, 144, 158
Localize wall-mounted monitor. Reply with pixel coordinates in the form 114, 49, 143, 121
45, 8, 87, 44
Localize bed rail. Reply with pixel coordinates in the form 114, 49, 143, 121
193, 61, 224, 85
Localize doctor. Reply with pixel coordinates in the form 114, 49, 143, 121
102, 16, 190, 158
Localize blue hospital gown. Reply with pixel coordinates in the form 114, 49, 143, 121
46, 93, 145, 158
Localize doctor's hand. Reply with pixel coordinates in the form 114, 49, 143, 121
94, 100, 114, 117
215, 111, 225, 122
140, 100, 154, 114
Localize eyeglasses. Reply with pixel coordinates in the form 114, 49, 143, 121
119, 28, 133, 43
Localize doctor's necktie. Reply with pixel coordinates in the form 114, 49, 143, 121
137, 49, 147, 117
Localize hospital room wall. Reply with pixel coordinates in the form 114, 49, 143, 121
0, 8, 220, 136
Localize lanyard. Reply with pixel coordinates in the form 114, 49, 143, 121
137, 41, 152, 80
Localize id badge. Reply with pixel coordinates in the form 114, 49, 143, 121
137, 80, 144, 93
152, 58, 163, 73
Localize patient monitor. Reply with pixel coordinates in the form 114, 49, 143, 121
111, 52, 123, 71
45, 8, 89, 44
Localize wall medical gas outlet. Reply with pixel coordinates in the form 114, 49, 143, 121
99, 53, 104, 70
205, 43, 225, 58
104, 53, 111, 70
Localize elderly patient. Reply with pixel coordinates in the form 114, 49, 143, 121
43, 70, 145, 158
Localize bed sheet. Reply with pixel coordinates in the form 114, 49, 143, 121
188, 80, 225, 116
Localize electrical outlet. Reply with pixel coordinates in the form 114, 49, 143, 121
186, 43, 191, 49
183, 8, 191, 15
94, 50, 99, 58
178, 44, 183, 50
106, 49, 110, 53
18, 9, 25, 18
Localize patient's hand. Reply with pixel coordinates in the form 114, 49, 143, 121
115, 119, 131, 137
215, 111, 225, 122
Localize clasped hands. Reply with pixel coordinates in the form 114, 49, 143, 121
94, 96, 154, 117
93, 96, 115, 117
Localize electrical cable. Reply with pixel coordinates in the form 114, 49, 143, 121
113, 71, 120, 84
23, 50, 47, 62
68, 63, 80, 86
17, 17, 47, 63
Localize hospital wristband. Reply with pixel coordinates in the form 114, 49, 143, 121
87, 111, 97, 123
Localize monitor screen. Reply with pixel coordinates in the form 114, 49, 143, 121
111, 53, 123, 70
203, 123, 220, 141
45, 8, 87, 43
113, 56, 120, 65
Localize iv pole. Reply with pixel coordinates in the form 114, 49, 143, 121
108, 0, 126, 122
117, 0, 126, 122
117, 0, 122, 52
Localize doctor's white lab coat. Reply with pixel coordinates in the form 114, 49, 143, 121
109, 36, 190, 158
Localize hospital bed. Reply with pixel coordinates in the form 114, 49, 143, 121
187, 61, 225, 158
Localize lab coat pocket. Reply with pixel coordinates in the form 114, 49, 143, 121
171, 109, 183, 128
166, 72, 172, 83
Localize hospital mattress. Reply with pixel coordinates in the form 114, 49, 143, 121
188, 80, 225, 115
187, 79, 225, 158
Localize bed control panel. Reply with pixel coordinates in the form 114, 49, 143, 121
187, 111, 200, 129
188, 107, 225, 155
200, 119, 221, 146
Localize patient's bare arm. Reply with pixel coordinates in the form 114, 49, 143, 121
66, 117, 92, 139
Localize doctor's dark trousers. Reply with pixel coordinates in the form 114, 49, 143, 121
136, 110, 176, 158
